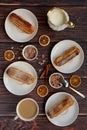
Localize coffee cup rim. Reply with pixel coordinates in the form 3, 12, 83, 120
16, 98, 39, 121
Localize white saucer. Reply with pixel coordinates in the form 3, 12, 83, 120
3, 61, 37, 95
5, 8, 38, 42
45, 92, 79, 127
51, 40, 84, 73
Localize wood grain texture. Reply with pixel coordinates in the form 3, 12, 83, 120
0, 6, 87, 42
0, 116, 87, 130
0, 0, 87, 129
0, 0, 87, 6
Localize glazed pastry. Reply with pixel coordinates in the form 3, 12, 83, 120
6, 67, 35, 85
9, 13, 35, 34
54, 46, 80, 66
47, 96, 74, 118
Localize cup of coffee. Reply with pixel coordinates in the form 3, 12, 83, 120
14, 98, 39, 121
47, 7, 75, 31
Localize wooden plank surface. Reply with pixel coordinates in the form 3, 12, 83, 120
0, 6, 87, 42
0, 116, 87, 130
0, 0, 87, 6
0, 0, 87, 129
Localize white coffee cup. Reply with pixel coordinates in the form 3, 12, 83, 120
47, 7, 75, 31
14, 98, 39, 121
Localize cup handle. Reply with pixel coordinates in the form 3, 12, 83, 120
66, 21, 75, 28
14, 115, 19, 120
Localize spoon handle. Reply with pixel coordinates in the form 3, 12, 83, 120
69, 86, 85, 98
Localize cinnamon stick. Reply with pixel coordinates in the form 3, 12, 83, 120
39, 69, 45, 78
45, 64, 51, 77
39, 64, 51, 79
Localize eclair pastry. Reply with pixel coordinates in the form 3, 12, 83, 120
47, 96, 74, 118
54, 46, 80, 66
6, 67, 35, 85
9, 13, 35, 34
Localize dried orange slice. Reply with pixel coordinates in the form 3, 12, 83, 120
37, 85, 48, 97
70, 75, 81, 88
4, 50, 15, 61
39, 35, 50, 46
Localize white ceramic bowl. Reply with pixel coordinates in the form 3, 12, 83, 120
49, 72, 64, 89
22, 45, 38, 61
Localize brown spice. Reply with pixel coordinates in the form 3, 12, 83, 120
50, 74, 62, 88
38, 61, 44, 66
24, 47, 36, 59
18, 56, 21, 60
41, 54, 45, 59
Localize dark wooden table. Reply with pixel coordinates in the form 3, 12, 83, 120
0, 0, 87, 130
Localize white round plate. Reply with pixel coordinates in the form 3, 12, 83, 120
51, 40, 84, 73
5, 8, 38, 42
3, 61, 37, 95
45, 92, 79, 127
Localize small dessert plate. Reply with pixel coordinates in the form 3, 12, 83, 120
45, 92, 79, 127
5, 8, 38, 42
51, 40, 84, 73
3, 61, 37, 95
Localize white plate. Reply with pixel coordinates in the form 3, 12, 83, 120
51, 40, 84, 73
3, 61, 37, 95
45, 92, 79, 127
5, 8, 38, 42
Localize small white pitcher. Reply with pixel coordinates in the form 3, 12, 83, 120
47, 7, 75, 31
